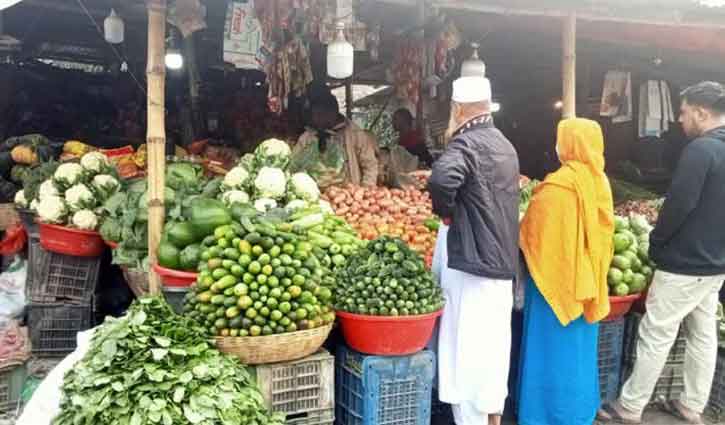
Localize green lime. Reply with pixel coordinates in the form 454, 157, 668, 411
269, 246, 281, 258
258, 254, 271, 266
248, 261, 262, 274
252, 245, 264, 257
262, 264, 273, 276
249, 325, 262, 336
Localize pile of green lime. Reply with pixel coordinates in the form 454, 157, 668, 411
183, 221, 335, 337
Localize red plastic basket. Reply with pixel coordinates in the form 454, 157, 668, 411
604, 294, 642, 322
336, 309, 443, 356
153, 263, 197, 288
39, 223, 105, 257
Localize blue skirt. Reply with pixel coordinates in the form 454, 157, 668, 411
517, 277, 600, 425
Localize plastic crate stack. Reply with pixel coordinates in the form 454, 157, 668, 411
620, 312, 687, 403
0, 362, 27, 419
26, 236, 99, 358
252, 350, 335, 425
335, 345, 435, 425
705, 348, 725, 422
598, 318, 626, 403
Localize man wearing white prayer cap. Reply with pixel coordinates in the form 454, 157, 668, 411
428, 76, 520, 425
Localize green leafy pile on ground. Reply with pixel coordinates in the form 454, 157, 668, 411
53, 297, 285, 425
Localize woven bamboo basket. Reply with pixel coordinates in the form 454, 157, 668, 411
215, 324, 333, 365
0, 203, 20, 230
121, 266, 149, 297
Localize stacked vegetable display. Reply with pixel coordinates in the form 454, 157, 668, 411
321, 185, 437, 266
608, 214, 655, 296
219, 138, 324, 213
183, 212, 336, 337
15, 151, 119, 231
53, 297, 284, 425
100, 161, 222, 270
334, 236, 444, 316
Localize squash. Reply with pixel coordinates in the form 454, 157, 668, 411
10, 145, 38, 165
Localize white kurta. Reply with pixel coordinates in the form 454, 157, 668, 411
433, 225, 513, 422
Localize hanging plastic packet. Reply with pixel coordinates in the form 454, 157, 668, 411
289, 135, 346, 189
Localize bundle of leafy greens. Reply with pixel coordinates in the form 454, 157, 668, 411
53, 297, 285, 425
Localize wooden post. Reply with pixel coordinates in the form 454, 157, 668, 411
146, 0, 167, 295
562, 12, 576, 119
345, 78, 353, 119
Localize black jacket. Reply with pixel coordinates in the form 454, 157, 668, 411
650, 126, 725, 276
428, 119, 520, 280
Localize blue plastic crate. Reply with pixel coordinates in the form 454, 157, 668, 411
335, 346, 435, 425
598, 318, 625, 403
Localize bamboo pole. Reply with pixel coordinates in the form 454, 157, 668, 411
146, 0, 167, 295
562, 12, 576, 119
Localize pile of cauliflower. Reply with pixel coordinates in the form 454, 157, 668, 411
220, 138, 329, 213
14, 151, 119, 231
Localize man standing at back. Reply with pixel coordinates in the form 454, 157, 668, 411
428, 76, 519, 425
601, 81, 725, 424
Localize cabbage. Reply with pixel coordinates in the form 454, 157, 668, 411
254, 198, 278, 212
255, 138, 291, 168
289, 172, 320, 202
53, 163, 84, 190
254, 167, 287, 200
72, 209, 99, 230
37, 196, 67, 224
80, 151, 111, 174
285, 199, 308, 212
629, 214, 652, 236
221, 190, 250, 207
223, 165, 250, 190
65, 183, 96, 211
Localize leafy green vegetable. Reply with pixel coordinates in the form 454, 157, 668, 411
22, 160, 60, 202
53, 297, 285, 425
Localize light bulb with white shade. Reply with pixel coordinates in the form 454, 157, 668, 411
327, 22, 354, 79
165, 49, 183, 70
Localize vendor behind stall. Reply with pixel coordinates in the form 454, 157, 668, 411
392, 108, 432, 166
291, 93, 378, 188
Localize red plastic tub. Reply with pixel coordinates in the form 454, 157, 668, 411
153, 264, 197, 288
604, 294, 642, 322
336, 309, 443, 356
39, 223, 105, 257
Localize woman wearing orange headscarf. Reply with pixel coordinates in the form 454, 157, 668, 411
517, 118, 615, 425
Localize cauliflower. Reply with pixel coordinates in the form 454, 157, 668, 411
14, 190, 28, 208
29, 199, 39, 211
254, 198, 278, 212
223, 165, 250, 189
71, 209, 98, 231
80, 151, 110, 174
65, 183, 95, 211
221, 190, 250, 206
318, 200, 334, 215
37, 196, 67, 224
255, 138, 291, 168
92, 174, 120, 199
38, 179, 60, 200
254, 167, 287, 199
285, 199, 308, 212
289, 172, 320, 202
53, 163, 84, 190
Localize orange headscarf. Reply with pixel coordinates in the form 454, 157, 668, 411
520, 118, 615, 325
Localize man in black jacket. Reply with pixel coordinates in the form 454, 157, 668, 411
428, 76, 519, 425
604, 82, 725, 424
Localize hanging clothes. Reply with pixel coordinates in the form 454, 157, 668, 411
435, 224, 513, 424
638, 80, 675, 138
600, 71, 632, 123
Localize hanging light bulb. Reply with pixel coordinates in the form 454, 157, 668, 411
460, 42, 486, 77
165, 30, 183, 70
104, 9, 124, 44
327, 22, 354, 79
